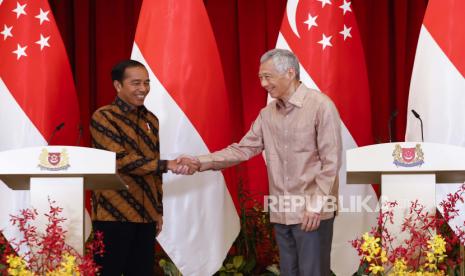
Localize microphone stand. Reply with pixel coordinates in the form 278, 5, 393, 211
411, 109, 424, 142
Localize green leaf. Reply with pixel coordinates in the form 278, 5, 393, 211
353, 261, 368, 276
233, 256, 244, 269
242, 257, 256, 273
265, 264, 280, 275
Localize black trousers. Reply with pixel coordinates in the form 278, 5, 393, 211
93, 221, 156, 276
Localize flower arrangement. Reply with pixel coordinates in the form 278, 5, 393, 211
0, 199, 104, 275
351, 184, 465, 275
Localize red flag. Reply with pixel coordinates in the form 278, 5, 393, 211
277, 0, 377, 274
406, 0, 465, 241
0, 0, 80, 246
132, 0, 239, 274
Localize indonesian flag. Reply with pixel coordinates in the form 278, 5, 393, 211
0, 0, 80, 248
131, 0, 240, 275
276, 0, 377, 274
405, 0, 465, 238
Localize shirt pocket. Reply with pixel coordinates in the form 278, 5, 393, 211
292, 124, 316, 152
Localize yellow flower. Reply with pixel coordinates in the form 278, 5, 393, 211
423, 234, 447, 273
6, 255, 33, 276
424, 261, 437, 271
369, 263, 384, 274
380, 250, 388, 263
361, 233, 381, 254
46, 254, 80, 276
425, 252, 436, 264
427, 235, 446, 255
392, 258, 408, 273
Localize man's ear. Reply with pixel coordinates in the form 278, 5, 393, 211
113, 80, 122, 92
287, 68, 296, 80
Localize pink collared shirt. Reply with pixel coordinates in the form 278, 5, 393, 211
198, 83, 342, 224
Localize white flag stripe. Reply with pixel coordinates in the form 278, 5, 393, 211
131, 44, 240, 276
277, 33, 377, 276
0, 77, 93, 249
406, 26, 465, 145
0, 78, 47, 150
406, 25, 465, 237
0, 77, 44, 253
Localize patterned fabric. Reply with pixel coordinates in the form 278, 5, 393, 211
90, 97, 167, 223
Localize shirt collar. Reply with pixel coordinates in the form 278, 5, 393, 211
114, 96, 148, 115
288, 83, 307, 108
276, 82, 307, 109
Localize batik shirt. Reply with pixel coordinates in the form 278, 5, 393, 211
90, 97, 167, 223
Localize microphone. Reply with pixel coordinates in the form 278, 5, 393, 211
388, 110, 398, 142
76, 124, 83, 146
48, 122, 65, 145
411, 109, 424, 142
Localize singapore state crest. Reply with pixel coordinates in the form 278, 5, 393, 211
38, 148, 70, 171
392, 144, 424, 167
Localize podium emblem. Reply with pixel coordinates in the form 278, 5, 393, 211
393, 144, 424, 167
38, 148, 70, 171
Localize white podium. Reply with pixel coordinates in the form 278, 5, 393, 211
0, 146, 126, 255
347, 143, 465, 245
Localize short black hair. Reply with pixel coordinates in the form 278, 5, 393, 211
111, 60, 146, 82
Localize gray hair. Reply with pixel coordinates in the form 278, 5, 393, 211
260, 49, 300, 80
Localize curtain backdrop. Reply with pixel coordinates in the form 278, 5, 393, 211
48, 0, 428, 202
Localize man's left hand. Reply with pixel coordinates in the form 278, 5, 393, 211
301, 211, 320, 232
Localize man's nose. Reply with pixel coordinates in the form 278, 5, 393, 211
139, 83, 149, 92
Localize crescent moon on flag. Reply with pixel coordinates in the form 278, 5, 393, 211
287, 0, 300, 38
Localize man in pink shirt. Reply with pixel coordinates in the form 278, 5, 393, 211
181, 49, 342, 275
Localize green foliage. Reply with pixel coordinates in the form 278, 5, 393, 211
352, 261, 369, 276
159, 258, 182, 276
217, 255, 254, 275
232, 180, 280, 273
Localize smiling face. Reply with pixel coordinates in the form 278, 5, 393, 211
258, 58, 295, 101
114, 66, 150, 107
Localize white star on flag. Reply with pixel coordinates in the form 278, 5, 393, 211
304, 13, 318, 30
340, 24, 352, 40
12, 2, 27, 19
318, 33, 332, 49
1, 24, 13, 40
317, 0, 332, 8
35, 8, 50, 25
35, 34, 50, 50
12, 43, 27, 59
339, 0, 352, 15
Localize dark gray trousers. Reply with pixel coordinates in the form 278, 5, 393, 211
274, 217, 334, 276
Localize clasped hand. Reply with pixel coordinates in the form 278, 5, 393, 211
167, 155, 200, 175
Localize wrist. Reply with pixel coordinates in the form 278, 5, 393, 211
166, 160, 177, 171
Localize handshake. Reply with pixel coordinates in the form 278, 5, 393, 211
167, 155, 200, 175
